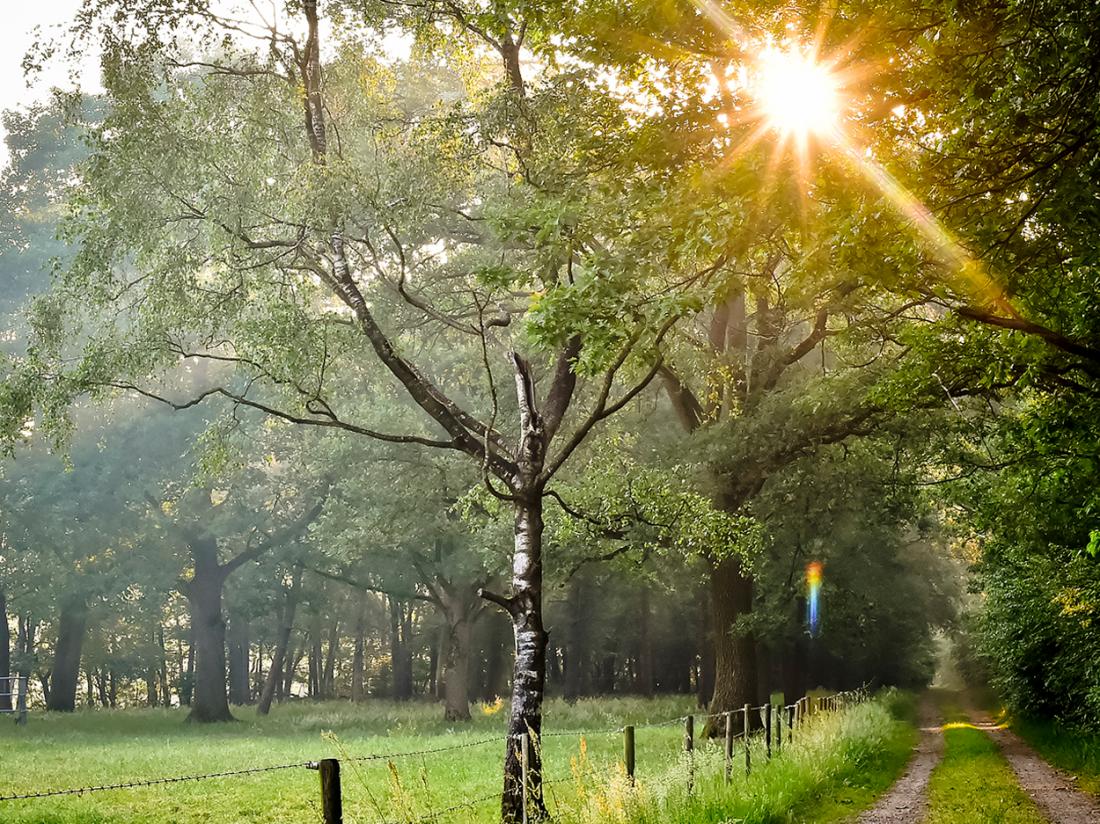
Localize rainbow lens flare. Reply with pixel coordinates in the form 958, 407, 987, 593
806, 561, 823, 637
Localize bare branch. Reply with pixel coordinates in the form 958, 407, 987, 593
105, 382, 463, 450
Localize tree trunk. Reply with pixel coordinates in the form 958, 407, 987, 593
428, 625, 442, 699
157, 626, 171, 706
145, 624, 165, 707
704, 556, 756, 736
351, 594, 367, 703
389, 598, 413, 701
563, 574, 589, 702
401, 606, 415, 697
756, 640, 772, 704
0, 589, 11, 712
95, 669, 108, 707
146, 664, 159, 707
284, 643, 304, 699
441, 591, 475, 722
227, 611, 251, 705
253, 643, 264, 702
185, 540, 234, 723
16, 615, 36, 686
697, 592, 715, 709
500, 492, 549, 822
308, 612, 322, 699
258, 568, 301, 715
636, 584, 654, 697
46, 599, 88, 712
181, 625, 195, 706
323, 617, 338, 698
481, 613, 508, 702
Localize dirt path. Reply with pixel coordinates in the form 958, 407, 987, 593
967, 708, 1100, 824
857, 695, 944, 824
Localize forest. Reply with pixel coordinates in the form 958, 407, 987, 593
0, 1, 1098, 823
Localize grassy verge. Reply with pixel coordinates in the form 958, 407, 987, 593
555, 691, 917, 824
1010, 715, 1100, 798
0, 694, 917, 824
925, 696, 1045, 824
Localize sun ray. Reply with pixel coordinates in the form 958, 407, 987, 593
834, 136, 1013, 312
687, 0, 1016, 314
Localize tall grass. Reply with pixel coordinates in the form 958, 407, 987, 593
552, 695, 914, 824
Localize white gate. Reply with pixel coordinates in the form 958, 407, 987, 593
0, 676, 28, 725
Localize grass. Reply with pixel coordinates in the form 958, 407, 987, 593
1009, 715, 1100, 798
0, 694, 915, 824
925, 695, 1046, 824
554, 691, 917, 824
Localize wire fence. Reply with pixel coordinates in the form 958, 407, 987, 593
0, 686, 871, 822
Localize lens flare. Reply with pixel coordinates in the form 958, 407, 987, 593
806, 561, 823, 637
688, 0, 1016, 316
755, 47, 840, 139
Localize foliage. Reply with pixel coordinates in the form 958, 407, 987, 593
941, 392, 1100, 726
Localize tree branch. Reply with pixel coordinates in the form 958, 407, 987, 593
477, 586, 518, 617
222, 498, 326, 576
106, 382, 464, 451
955, 305, 1100, 372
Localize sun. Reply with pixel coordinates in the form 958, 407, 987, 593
754, 46, 840, 140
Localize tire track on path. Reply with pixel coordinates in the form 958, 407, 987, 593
857, 693, 943, 824
967, 707, 1100, 824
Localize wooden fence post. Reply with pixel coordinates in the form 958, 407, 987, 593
623, 725, 635, 785
723, 712, 734, 785
774, 703, 782, 756
743, 704, 751, 776
520, 732, 530, 824
318, 759, 342, 824
684, 715, 694, 795
764, 703, 772, 760
787, 705, 794, 745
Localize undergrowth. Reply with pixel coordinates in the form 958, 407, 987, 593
553, 692, 915, 824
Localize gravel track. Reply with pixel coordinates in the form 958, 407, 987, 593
967, 708, 1100, 824
857, 694, 944, 824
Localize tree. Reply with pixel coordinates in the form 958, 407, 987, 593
313, 445, 508, 720
14, 3, 730, 814
0, 404, 195, 710
144, 432, 327, 722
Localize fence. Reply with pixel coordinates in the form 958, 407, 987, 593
0, 688, 868, 823
0, 676, 28, 725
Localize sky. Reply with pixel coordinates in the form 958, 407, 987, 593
0, 2, 410, 170
0, 2, 99, 169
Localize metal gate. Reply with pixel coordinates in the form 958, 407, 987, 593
0, 676, 28, 725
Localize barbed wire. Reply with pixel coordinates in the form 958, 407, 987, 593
538, 725, 624, 738
0, 760, 312, 803
378, 788, 501, 824
1, 693, 869, 806
343, 735, 504, 764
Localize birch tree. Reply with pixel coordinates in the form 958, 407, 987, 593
14, 2, 733, 817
